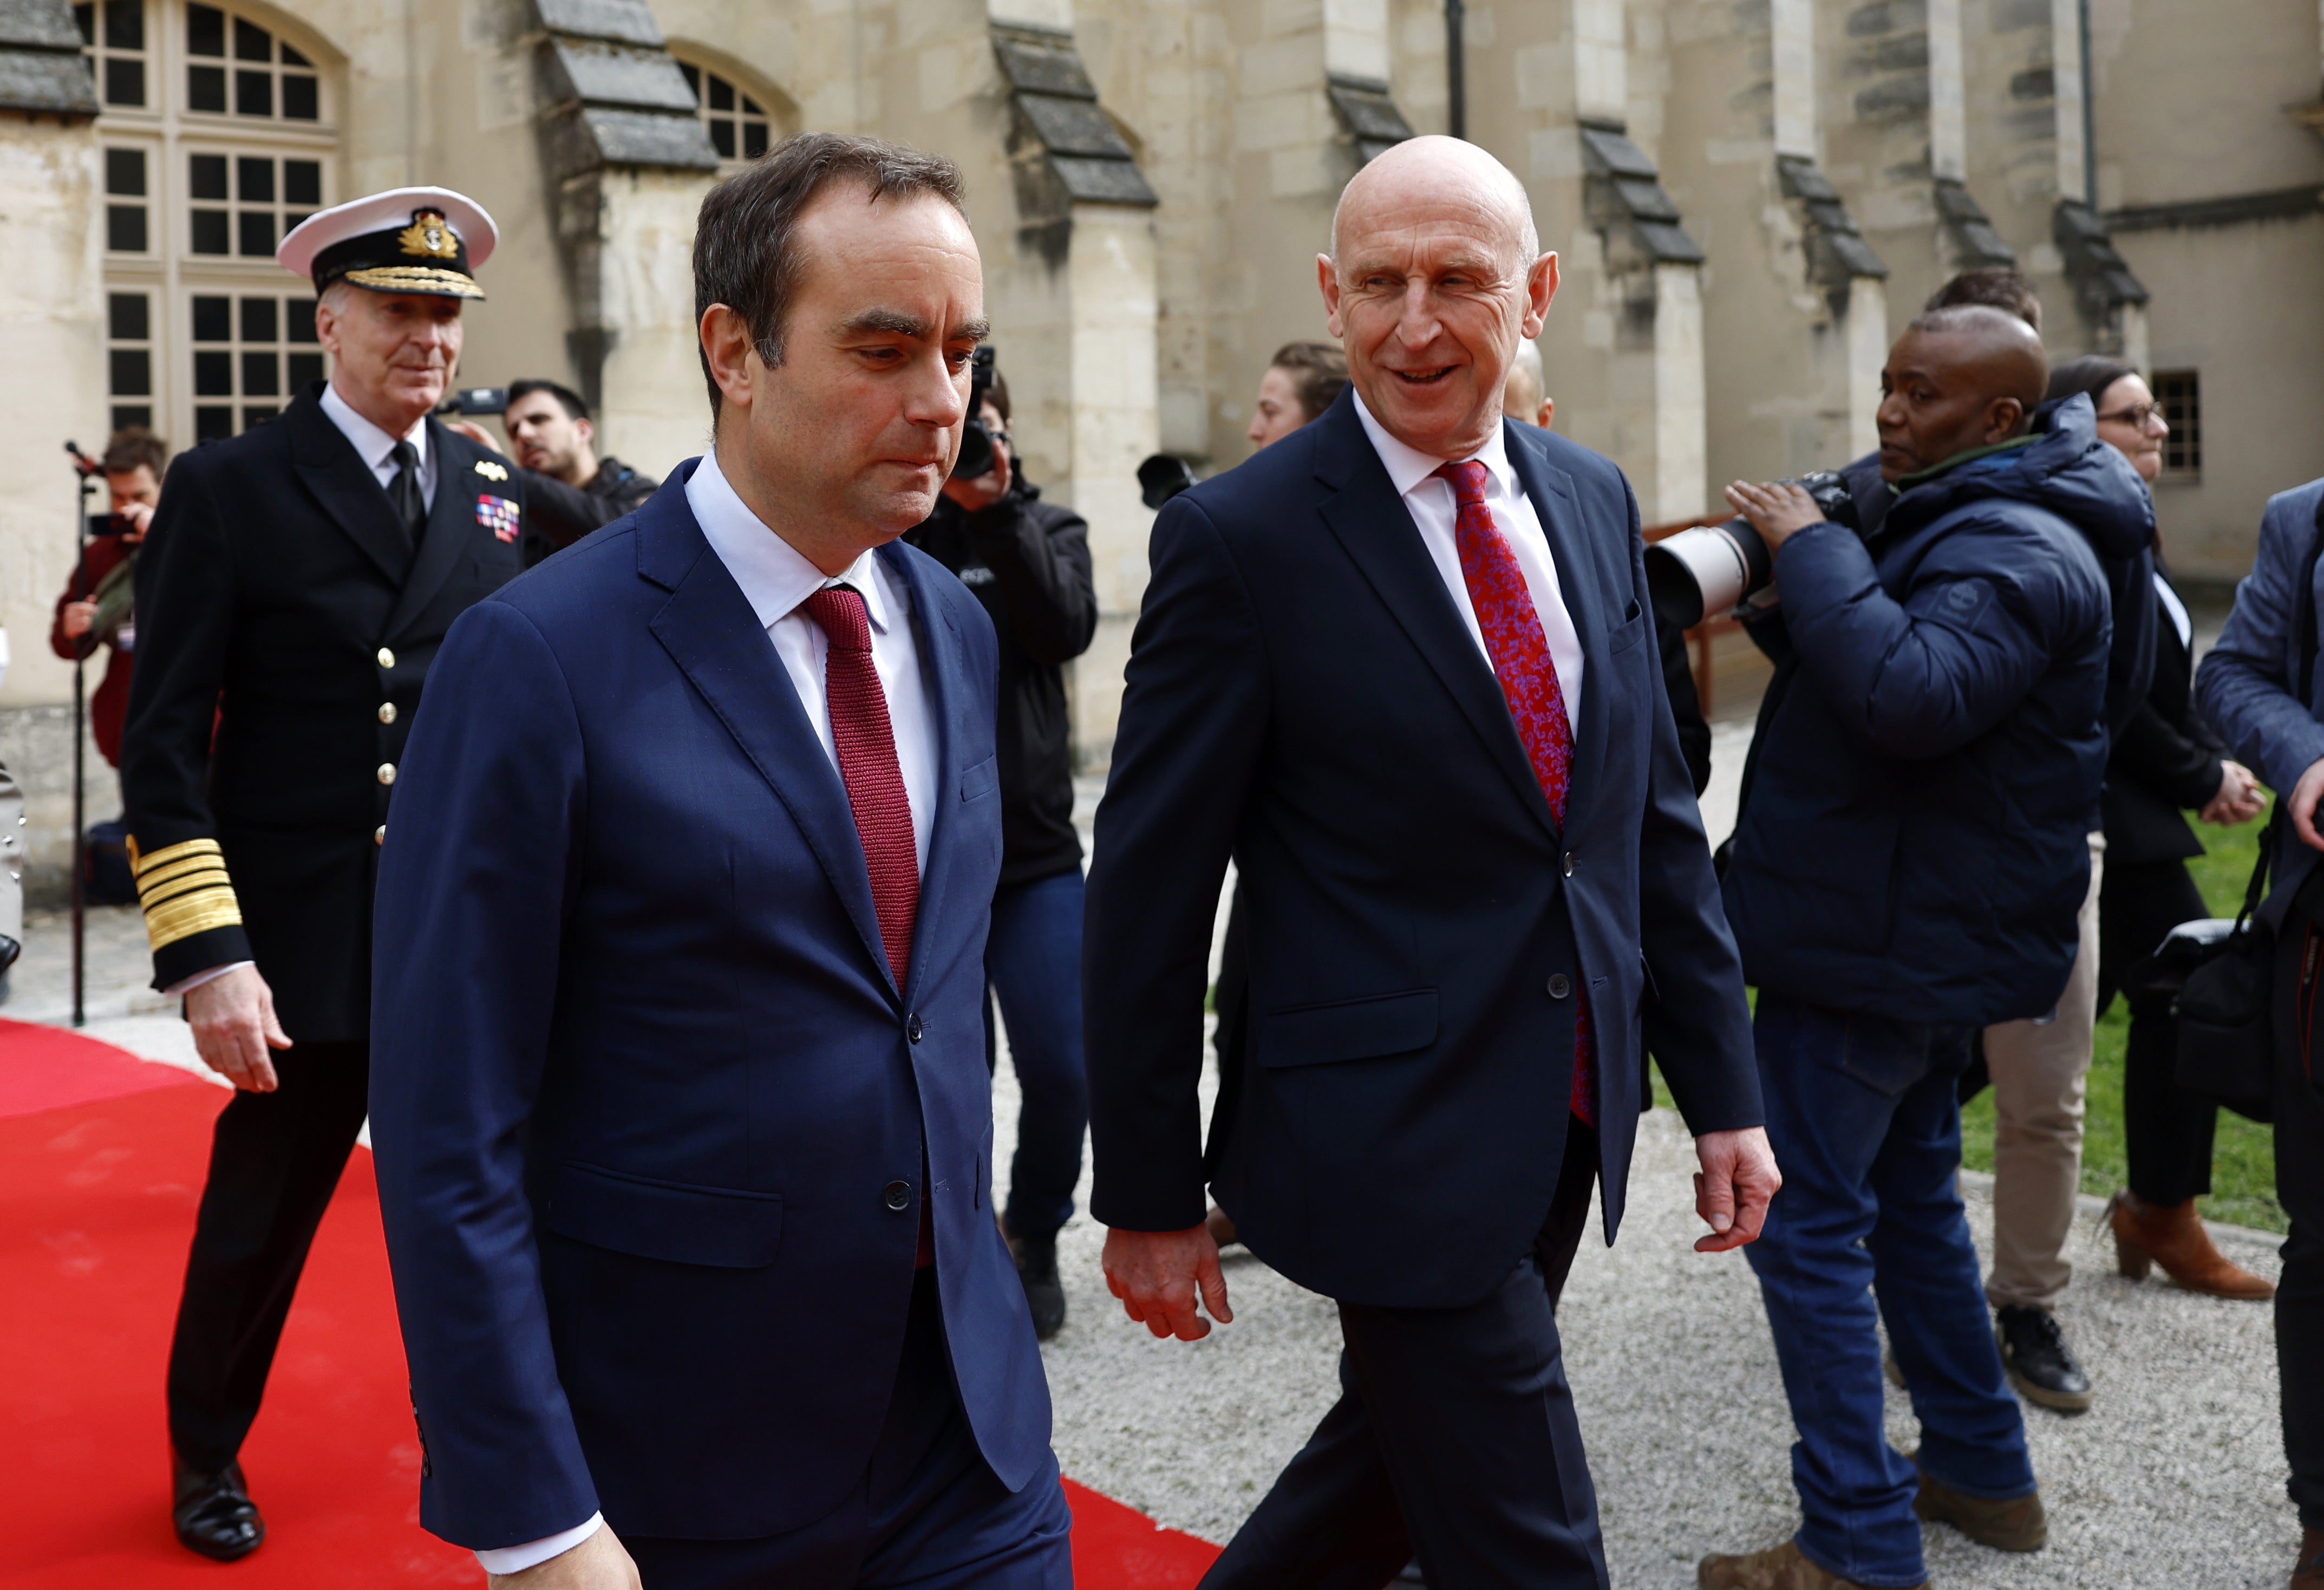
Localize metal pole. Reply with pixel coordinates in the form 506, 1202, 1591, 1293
2078, 0, 2097, 210
69, 464, 90, 1029
1445, 0, 1467, 141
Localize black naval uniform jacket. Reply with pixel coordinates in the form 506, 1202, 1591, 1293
121, 381, 530, 1041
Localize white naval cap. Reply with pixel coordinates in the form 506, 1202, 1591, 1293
276, 186, 499, 301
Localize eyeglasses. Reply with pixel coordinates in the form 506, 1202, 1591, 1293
2094, 400, 2168, 429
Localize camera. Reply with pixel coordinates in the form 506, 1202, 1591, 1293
437, 387, 511, 417
950, 348, 1001, 480
1137, 453, 1199, 509
86, 512, 136, 537
1644, 470, 1857, 632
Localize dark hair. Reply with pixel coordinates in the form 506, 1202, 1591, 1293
693, 132, 969, 418
2045, 355, 2139, 408
101, 426, 168, 478
505, 379, 590, 422
1925, 268, 2041, 333
1270, 341, 1349, 423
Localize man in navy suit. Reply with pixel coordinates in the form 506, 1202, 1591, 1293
1084, 136, 1780, 1587
368, 134, 1068, 1590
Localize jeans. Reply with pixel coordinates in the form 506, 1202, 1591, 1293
984, 868, 1088, 1242
1746, 993, 2034, 1588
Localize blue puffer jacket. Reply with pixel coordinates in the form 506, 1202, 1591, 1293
1723, 395, 2153, 1025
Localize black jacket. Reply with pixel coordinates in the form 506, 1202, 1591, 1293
521, 454, 660, 565
904, 477, 1096, 885
121, 382, 529, 1038
2104, 568, 2225, 866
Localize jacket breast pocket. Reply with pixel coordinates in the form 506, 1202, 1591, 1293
543, 1161, 784, 1268
961, 754, 998, 803
1256, 989, 1439, 1070
1607, 609, 1647, 657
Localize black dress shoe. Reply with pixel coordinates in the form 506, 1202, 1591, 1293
1995, 1305, 2092, 1413
1010, 1229, 1067, 1340
173, 1455, 265, 1561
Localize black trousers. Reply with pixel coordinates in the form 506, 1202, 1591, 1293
2275, 924, 2324, 1530
166, 1039, 370, 1473
1200, 1121, 1606, 1590
2100, 857, 2221, 1205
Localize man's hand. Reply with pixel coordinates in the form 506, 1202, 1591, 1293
488, 1523, 641, 1590
2201, 759, 2268, 827
446, 418, 507, 456
1722, 480, 1826, 555
1691, 1125, 1780, 1254
61, 599, 98, 640
185, 965, 292, 1092
1102, 1224, 1233, 1341
2291, 757, 2324, 852
938, 428, 1011, 512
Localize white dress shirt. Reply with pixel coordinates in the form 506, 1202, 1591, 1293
1353, 390, 1585, 736
161, 383, 441, 1001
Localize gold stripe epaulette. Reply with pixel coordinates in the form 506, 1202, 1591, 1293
130, 837, 244, 953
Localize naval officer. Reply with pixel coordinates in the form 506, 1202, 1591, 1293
120, 186, 534, 1561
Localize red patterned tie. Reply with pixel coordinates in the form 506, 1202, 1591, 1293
803, 585, 919, 992
1434, 461, 1595, 1126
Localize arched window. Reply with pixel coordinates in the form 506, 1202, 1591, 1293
669, 50, 795, 169
79, 0, 336, 444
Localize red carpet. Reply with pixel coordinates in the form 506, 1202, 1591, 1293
2, 1021, 1220, 1588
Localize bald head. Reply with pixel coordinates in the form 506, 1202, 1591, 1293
1874, 304, 2052, 483
1319, 136, 1559, 459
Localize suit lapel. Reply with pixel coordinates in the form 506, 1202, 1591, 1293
1504, 421, 1614, 835
384, 419, 478, 640
879, 542, 969, 1004
1311, 398, 1562, 842
285, 388, 413, 584
639, 485, 898, 1000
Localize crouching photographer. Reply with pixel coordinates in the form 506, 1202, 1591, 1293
1696, 305, 2154, 1590
902, 351, 1096, 1341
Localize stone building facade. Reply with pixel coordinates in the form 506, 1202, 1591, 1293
2, 0, 2319, 884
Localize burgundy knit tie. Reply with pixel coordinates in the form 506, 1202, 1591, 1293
1434, 461, 1595, 1127
803, 585, 919, 992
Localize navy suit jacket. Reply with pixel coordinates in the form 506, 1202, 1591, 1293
1083, 390, 1763, 1309
368, 464, 1050, 1550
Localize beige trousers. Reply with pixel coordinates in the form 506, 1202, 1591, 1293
1981, 830, 2105, 1312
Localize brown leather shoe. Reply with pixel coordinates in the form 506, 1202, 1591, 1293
1912, 1460, 2046, 1551
2107, 1190, 2275, 1300
2293, 1527, 2324, 1587
1696, 1540, 1917, 1590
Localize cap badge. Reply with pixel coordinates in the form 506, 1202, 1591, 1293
397, 210, 460, 262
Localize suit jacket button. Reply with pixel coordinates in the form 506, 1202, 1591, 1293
884, 1180, 912, 1211
1547, 974, 1572, 999
906, 1013, 923, 1044
378, 702, 397, 724
1562, 851, 1576, 877
377, 763, 397, 785
377, 647, 395, 669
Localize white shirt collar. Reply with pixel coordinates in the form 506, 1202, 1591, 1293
1352, 387, 1519, 504
320, 380, 428, 473
684, 445, 899, 636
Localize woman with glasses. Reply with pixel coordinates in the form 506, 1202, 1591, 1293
2050, 355, 2275, 1298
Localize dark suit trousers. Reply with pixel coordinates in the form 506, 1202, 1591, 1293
2098, 857, 2221, 1205
167, 1038, 370, 1472
1201, 1121, 1606, 1590
624, 1268, 1074, 1588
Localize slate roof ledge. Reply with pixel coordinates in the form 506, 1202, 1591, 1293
0, 0, 99, 118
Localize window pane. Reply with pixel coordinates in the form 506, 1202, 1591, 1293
233, 16, 269, 59
283, 159, 321, 205
237, 208, 275, 256
193, 349, 233, 396
74, 4, 94, 45
188, 63, 225, 110
106, 204, 147, 252
286, 351, 325, 388
185, 3, 223, 56
195, 405, 233, 442
236, 155, 273, 201
189, 152, 227, 198
190, 208, 229, 252
235, 68, 271, 116
285, 301, 319, 343
280, 42, 309, 67
240, 350, 279, 396
710, 120, 735, 159
241, 405, 278, 429
708, 74, 733, 112
103, 0, 140, 49
109, 347, 152, 396
678, 62, 698, 100
239, 296, 277, 342
109, 292, 148, 340
113, 405, 154, 432
742, 94, 762, 115
743, 121, 769, 160
105, 146, 145, 195
282, 74, 317, 120
104, 56, 145, 105
191, 295, 231, 341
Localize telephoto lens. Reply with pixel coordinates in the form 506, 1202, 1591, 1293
1643, 468, 1856, 631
